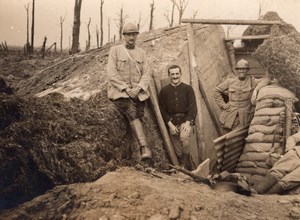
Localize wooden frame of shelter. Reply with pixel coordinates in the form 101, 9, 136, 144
179, 18, 281, 172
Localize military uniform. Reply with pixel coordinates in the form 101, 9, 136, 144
214, 77, 270, 129
269, 131, 300, 191
107, 22, 152, 161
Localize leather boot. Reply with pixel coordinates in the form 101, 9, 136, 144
130, 119, 152, 160
181, 154, 191, 170
266, 183, 284, 194
253, 173, 278, 194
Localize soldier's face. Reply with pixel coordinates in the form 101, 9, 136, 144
237, 68, 248, 80
124, 33, 138, 46
169, 68, 182, 86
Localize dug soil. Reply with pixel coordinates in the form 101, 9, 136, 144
1, 167, 300, 220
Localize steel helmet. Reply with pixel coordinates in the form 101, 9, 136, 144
122, 22, 139, 34
236, 59, 250, 69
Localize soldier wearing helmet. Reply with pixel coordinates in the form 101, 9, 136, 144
107, 22, 152, 164
214, 59, 271, 130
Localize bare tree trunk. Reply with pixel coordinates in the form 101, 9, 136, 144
71, 0, 83, 54
60, 16, 66, 54
99, 0, 104, 46
96, 25, 99, 47
137, 12, 142, 30
164, 0, 176, 27
175, 0, 189, 25
149, 0, 155, 31
107, 18, 111, 43
86, 17, 91, 50
192, 10, 198, 19
30, 0, 35, 53
170, 0, 175, 27
24, 4, 30, 53
117, 6, 126, 40
41, 36, 47, 59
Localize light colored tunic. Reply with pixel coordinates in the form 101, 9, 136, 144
214, 77, 270, 130
107, 44, 151, 101
270, 132, 300, 190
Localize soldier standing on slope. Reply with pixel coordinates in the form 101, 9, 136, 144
107, 22, 152, 163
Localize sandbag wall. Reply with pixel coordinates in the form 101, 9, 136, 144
236, 84, 298, 183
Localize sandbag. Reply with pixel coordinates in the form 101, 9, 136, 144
245, 132, 282, 143
236, 167, 269, 176
236, 161, 257, 168
243, 143, 281, 153
250, 115, 280, 126
239, 152, 269, 162
257, 84, 298, 102
255, 107, 285, 116
248, 124, 278, 135
255, 161, 271, 169
256, 98, 285, 111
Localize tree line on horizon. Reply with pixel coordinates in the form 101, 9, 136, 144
20, 0, 191, 56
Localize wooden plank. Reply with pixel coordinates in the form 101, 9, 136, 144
225, 35, 270, 41
216, 139, 244, 158
187, 23, 206, 162
223, 147, 243, 159
222, 152, 242, 165
222, 157, 240, 171
197, 74, 223, 136
148, 79, 179, 165
224, 140, 245, 152
181, 19, 281, 25
225, 135, 246, 145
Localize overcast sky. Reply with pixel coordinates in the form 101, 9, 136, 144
0, 0, 299, 49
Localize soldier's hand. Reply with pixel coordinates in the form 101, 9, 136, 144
222, 103, 230, 110
125, 87, 132, 96
168, 121, 179, 135
251, 90, 258, 105
128, 87, 141, 98
181, 121, 192, 134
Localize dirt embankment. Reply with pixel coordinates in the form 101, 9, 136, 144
1, 168, 300, 220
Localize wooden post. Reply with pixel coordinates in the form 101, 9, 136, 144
149, 79, 179, 165
226, 41, 237, 74
196, 69, 223, 136
181, 18, 281, 25
187, 23, 206, 162
224, 35, 270, 41
284, 99, 293, 152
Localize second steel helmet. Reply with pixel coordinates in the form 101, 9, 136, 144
122, 22, 139, 34
236, 59, 250, 69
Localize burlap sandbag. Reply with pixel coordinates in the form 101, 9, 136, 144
248, 124, 278, 135
257, 84, 298, 102
255, 107, 285, 116
250, 115, 280, 126
236, 160, 257, 168
245, 132, 282, 143
243, 143, 280, 153
239, 152, 269, 162
255, 98, 285, 111
255, 161, 271, 169
236, 167, 269, 176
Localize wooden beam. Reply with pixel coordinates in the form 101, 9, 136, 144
181, 19, 281, 25
187, 23, 206, 162
149, 79, 179, 165
224, 35, 270, 41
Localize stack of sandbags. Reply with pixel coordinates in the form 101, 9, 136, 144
236, 83, 298, 183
